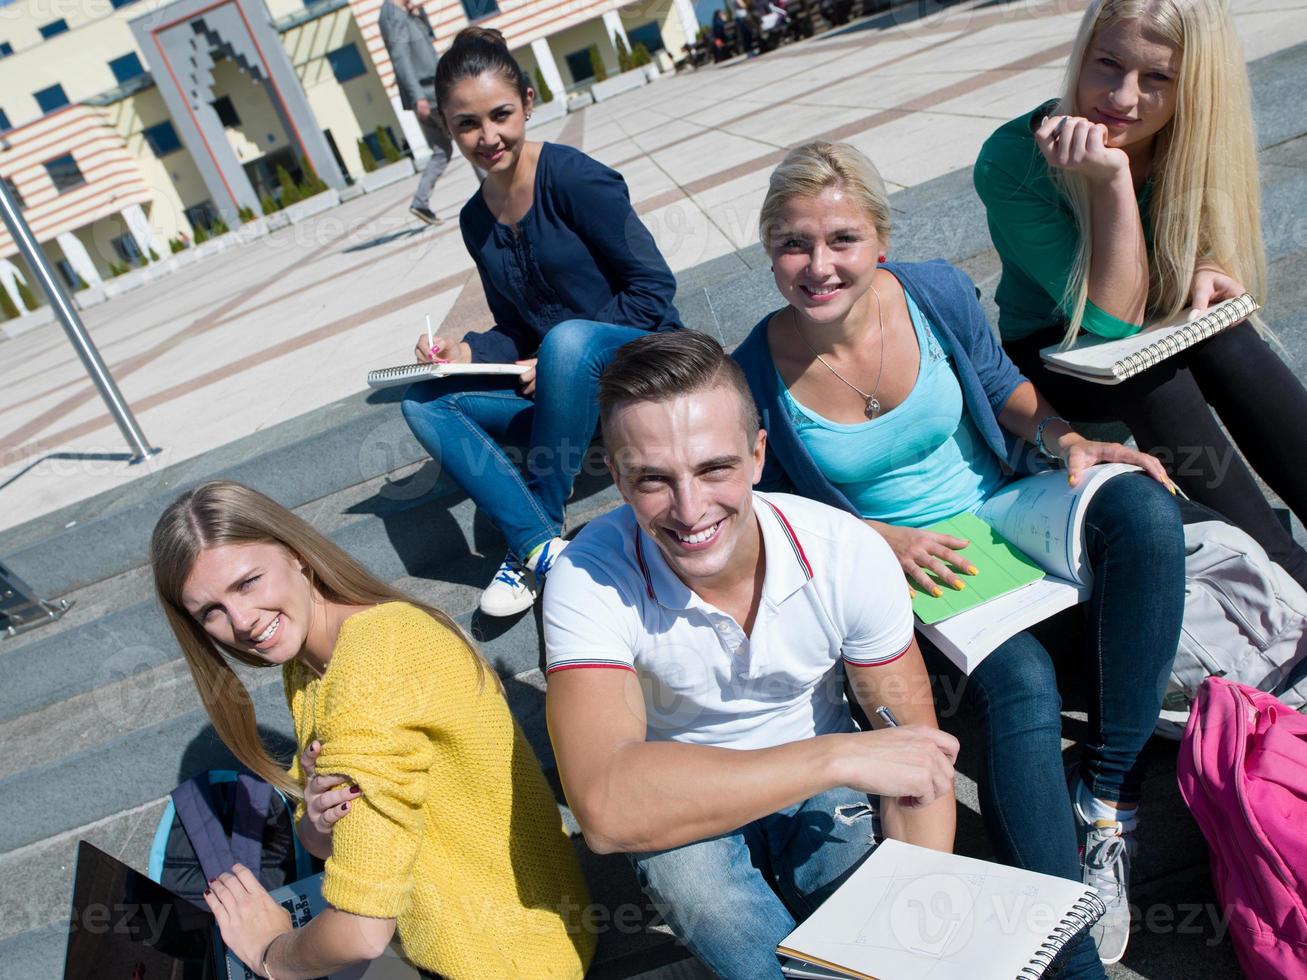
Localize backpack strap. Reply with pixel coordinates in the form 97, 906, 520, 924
171, 776, 238, 884
231, 774, 273, 874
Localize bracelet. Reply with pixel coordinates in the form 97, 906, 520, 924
261, 932, 287, 980
1034, 415, 1069, 468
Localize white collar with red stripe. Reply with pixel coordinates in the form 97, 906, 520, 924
632, 493, 815, 610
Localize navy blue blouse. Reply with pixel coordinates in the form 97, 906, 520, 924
458, 142, 683, 363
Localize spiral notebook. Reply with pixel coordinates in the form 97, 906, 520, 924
366, 362, 529, 390
777, 839, 1105, 980
1040, 292, 1259, 384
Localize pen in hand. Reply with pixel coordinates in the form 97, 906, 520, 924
874, 705, 900, 728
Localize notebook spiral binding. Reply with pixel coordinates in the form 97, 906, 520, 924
1112, 293, 1259, 381
1014, 892, 1109, 979
367, 363, 437, 386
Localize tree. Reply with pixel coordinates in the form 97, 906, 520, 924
0, 284, 19, 320
588, 44, 607, 83
376, 126, 403, 164
300, 158, 328, 196
614, 31, 632, 72
632, 42, 653, 67
17, 277, 39, 311
357, 137, 378, 173
534, 67, 554, 104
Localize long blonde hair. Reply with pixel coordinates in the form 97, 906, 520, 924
150, 481, 490, 797
759, 140, 892, 247
1054, 0, 1265, 343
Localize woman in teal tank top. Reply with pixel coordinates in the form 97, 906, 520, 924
735, 141, 1187, 977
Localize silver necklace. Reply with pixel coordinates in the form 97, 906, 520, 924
790, 286, 887, 419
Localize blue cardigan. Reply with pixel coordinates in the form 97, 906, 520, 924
459, 142, 683, 363
732, 260, 1037, 513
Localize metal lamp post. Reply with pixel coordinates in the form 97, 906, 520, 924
0, 175, 160, 464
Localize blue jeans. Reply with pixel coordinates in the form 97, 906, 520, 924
630, 785, 878, 979
922, 473, 1185, 979
400, 320, 647, 560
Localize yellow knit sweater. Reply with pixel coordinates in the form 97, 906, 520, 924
282, 602, 594, 978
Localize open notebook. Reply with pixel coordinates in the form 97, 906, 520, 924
1039, 293, 1259, 384
778, 840, 1105, 980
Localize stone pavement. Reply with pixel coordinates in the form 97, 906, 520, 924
2, 0, 1307, 977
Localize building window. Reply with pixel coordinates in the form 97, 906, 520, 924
111, 233, 143, 264
2, 177, 23, 209
211, 96, 240, 128
0, 42, 14, 57
44, 154, 85, 193
142, 121, 183, 157
326, 43, 367, 83
110, 0, 141, 7
626, 21, 666, 53
565, 49, 595, 84
184, 200, 220, 232
35, 84, 70, 115
109, 52, 145, 85
39, 19, 69, 39
0, 108, 11, 134
460, 0, 499, 21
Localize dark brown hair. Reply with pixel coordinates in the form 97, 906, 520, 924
435, 26, 531, 116
598, 331, 761, 450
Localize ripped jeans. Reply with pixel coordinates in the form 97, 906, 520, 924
629, 785, 879, 979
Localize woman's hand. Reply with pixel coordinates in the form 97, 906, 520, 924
517, 357, 538, 397
1189, 263, 1246, 311
415, 333, 472, 364
301, 740, 358, 837
204, 863, 292, 974
1034, 115, 1130, 185
866, 520, 977, 594
1053, 432, 1174, 491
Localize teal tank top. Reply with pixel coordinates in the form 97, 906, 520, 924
778, 291, 1006, 527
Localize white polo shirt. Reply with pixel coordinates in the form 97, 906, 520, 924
543, 492, 914, 750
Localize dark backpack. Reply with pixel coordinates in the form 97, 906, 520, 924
147, 770, 314, 904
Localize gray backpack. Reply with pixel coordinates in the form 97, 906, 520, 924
1155, 511, 1307, 739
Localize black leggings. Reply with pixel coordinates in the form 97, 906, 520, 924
1005, 321, 1307, 589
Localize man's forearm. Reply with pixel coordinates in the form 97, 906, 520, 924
576, 735, 850, 854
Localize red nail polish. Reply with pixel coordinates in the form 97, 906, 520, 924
204, 888, 211, 895
350, 785, 360, 795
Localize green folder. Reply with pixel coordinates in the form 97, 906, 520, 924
909, 512, 1046, 625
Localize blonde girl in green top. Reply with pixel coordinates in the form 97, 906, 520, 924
150, 481, 592, 979
975, 0, 1307, 588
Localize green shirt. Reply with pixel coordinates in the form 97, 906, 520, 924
973, 103, 1152, 341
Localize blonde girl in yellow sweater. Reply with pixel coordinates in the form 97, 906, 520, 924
150, 480, 594, 980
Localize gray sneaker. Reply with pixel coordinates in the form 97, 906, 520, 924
1077, 816, 1135, 964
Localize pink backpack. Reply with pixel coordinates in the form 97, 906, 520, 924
1177, 676, 1307, 977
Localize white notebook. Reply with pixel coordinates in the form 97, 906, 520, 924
1039, 293, 1259, 384
366, 361, 529, 390
777, 839, 1105, 980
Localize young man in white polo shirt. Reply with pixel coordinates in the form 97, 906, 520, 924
543, 331, 958, 979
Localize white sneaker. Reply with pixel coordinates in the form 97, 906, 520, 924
528, 536, 569, 582
479, 554, 537, 617
1074, 801, 1136, 965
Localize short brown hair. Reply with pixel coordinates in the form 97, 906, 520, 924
598, 331, 761, 450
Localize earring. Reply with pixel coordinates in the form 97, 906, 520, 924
878, 253, 886, 263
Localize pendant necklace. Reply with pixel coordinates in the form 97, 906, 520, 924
790, 285, 886, 419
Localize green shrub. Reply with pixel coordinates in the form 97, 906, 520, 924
301, 158, 328, 196
211, 217, 229, 236
260, 193, 279, 215
169, 237, 186, 253
237, 205, 256, 222
17, 278, 39, 310
276, 165, 302, 206
376, 126, 402, 164
0, 285, 19, 320
534, 67, 554, 104
614, 32, 632, 72
147, 247, 160, 261
108, 260, 129, 277
588, 45, 607, 83
632, 42, 653, 67
357, 137, 377, 173
194, 226, 209, 244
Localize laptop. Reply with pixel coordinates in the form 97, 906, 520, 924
63, 841, 419, 980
